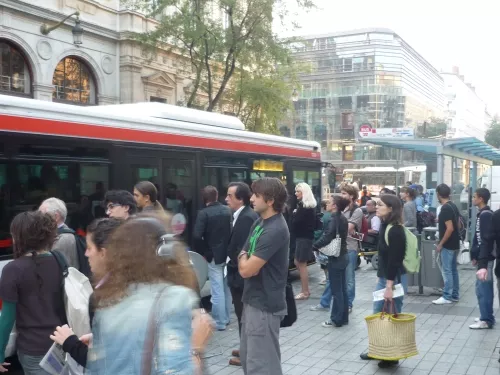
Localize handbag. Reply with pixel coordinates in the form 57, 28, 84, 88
280, 283, 297, 328
141, 286, 168, 375
365, 300, 418, 361
319, 216, 341, 257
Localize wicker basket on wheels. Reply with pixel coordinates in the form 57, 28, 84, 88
365, 303, 418, 361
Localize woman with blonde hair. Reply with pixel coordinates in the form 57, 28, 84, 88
292, 182, 317, 300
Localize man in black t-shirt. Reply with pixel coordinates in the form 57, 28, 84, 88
238, 178, 289, 375
433, 184, 461, 305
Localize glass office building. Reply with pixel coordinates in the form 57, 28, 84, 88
281, 28, 445, 167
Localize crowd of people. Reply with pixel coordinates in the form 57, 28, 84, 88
0, 173, 497, 374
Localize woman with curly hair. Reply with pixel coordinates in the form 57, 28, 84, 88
0, 211, 62, 375
83, 214, 203, 374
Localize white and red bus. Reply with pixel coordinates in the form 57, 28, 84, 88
0, 95, 322, 266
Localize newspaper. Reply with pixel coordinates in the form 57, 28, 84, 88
39, 343, 69, 375
373, 283, 405, 302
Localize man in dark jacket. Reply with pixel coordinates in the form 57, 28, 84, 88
225, 182, 258, 366
193, 186, 232, 331
470, 188, 495, 329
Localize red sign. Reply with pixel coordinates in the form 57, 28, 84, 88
359, 124, 372, 133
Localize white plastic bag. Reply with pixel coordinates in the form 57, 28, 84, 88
64, 267, 93, 338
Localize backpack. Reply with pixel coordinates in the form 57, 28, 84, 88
416, 211, 436, 233
385, 224, 421, 274
58, 227, 92, 277
350, 205, 369, 237
447, 202, 466, 242
51, 250, 93, 375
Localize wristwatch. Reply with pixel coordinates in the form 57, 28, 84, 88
238, 251, 248, 259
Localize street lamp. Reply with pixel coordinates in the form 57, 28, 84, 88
40, 11, 84, 45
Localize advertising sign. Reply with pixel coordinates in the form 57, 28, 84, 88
358, 125, 414, 139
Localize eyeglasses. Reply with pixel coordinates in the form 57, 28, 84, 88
106, 203, 121, 211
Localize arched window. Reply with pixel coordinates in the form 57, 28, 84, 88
296, 126, 308, 140
279, 126, 291, 137
0, 41, 32, 96
53, 57, 96, 105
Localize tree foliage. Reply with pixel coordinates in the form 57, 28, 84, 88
125, 0, 314, 132
485, 117, 500, 149
416, 117, 448, 138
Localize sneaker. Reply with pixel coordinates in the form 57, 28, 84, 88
378, 360, 399, 368
451, 297, 459, 302
310, 304, 329, 311
319, 279, 327, 285
432, 297, 452, 305
349, 307, 353, 314
474, 317, 480, 322
469, 321, 491, 329
322, 320, 333, 328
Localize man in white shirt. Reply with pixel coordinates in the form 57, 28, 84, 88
365, 200, 381, 233
225, 182, 258, 366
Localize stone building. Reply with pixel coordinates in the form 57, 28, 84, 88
0, 0, 194, 106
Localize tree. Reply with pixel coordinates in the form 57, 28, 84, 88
126, 0, 314, 132
485, 117, 500, 148
416, 117, 448, 138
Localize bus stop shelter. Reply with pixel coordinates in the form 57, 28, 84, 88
361, 136, 500, 238
361, 136, 500, 188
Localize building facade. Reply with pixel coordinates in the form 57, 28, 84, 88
281, 28, 445, 167
0, 0, 195, 106
442, 67, 487, 140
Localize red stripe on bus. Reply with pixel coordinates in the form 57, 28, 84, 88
0, 239, 12, 248
0, 115, 321, 160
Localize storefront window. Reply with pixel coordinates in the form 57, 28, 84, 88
0, 41, 32, 96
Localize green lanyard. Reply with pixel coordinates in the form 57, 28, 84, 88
248, 225, 264, 257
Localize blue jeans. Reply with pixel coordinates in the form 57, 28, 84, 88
440, 249, 459, 301
346, 249, 358, 308
373, 274, 408, 314
328, 254, 349, 325
208, 260, 232, 330
476, 261, 495, 326
320, 279, 332, 308
18, 352, 51, 375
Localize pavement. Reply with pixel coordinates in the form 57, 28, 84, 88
202, 258, 500, 375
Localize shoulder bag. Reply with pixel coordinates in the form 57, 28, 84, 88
319, 215, 341, 257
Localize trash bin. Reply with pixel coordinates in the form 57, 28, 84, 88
420, 227, 444, 288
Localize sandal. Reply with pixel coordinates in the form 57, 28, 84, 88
294, 292, 310, 300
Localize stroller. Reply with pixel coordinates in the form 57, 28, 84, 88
359, 233, 379, 269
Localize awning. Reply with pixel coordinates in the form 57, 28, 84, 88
362, 137, 500, 166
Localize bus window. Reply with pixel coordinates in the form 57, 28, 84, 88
12, 163, 78, 207
293, 170, 306, 184
308, 171, 321, 203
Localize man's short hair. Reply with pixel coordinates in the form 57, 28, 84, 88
105, 190, 137, 214
475, 188, 491, 204
40, 197, 67, 222
251, 177, 288, 212
340, 184, 359, 201
228, 182, 252, 206
436, 184, 451, 199
202, 185, 218, 204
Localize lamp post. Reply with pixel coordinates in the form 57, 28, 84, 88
40, 11, 84, 45
291, 89, 299, 138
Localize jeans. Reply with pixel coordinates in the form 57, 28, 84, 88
208, 260, 232, 330
18, 352, 51, 375
320, 280, 332, 308
373, 274, 408, 314
440, 248, 459, 301
476, 261, 495, 326
346, 249, 358, 308
328, 253, 349, 326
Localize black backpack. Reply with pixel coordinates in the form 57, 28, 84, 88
58, 227, 91, 277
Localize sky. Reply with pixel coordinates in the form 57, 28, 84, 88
276, 0, 500, 117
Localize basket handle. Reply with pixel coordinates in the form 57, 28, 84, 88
381, 299, 398, 318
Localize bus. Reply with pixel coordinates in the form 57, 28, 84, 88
0, 95, 321, 267
342, 165, 426, 196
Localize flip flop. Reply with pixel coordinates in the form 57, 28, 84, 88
294, 292, 310, 300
